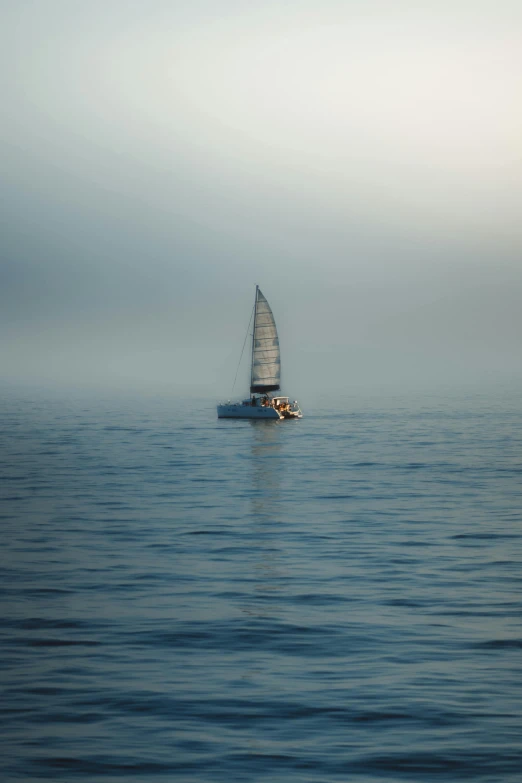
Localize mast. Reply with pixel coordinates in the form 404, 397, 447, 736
250, 284, 259, 394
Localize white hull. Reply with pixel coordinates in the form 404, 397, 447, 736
217, 396, 302, 420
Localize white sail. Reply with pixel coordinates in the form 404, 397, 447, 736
250, 287, 281, 393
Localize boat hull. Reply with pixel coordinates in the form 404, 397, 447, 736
217, 403, 281, 419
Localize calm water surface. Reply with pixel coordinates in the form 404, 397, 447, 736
1, 388, 522, 781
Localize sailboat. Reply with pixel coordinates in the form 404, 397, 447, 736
217, 286, 303, 420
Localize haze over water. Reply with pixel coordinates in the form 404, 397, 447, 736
1, 387, 522, 781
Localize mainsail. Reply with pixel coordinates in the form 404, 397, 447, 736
250, 286, 281, 394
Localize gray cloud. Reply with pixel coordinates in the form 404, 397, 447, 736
1, 1, 521, 396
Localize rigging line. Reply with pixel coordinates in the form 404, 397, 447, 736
231, 303, 255, 396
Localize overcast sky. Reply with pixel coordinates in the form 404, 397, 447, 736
1, 0, 521, 400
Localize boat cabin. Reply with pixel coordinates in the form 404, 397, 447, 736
241, 395, 291, 409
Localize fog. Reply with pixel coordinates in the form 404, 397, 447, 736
2, 1, 521, 401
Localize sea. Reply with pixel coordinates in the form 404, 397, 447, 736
1, 385, 522, 782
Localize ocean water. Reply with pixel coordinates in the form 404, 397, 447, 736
1, 387, 522, 782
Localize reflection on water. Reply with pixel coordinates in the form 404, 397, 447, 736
239, 421, 284, 620
249, 420, 283, 520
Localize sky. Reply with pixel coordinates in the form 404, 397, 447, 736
1, 0, 521, 400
